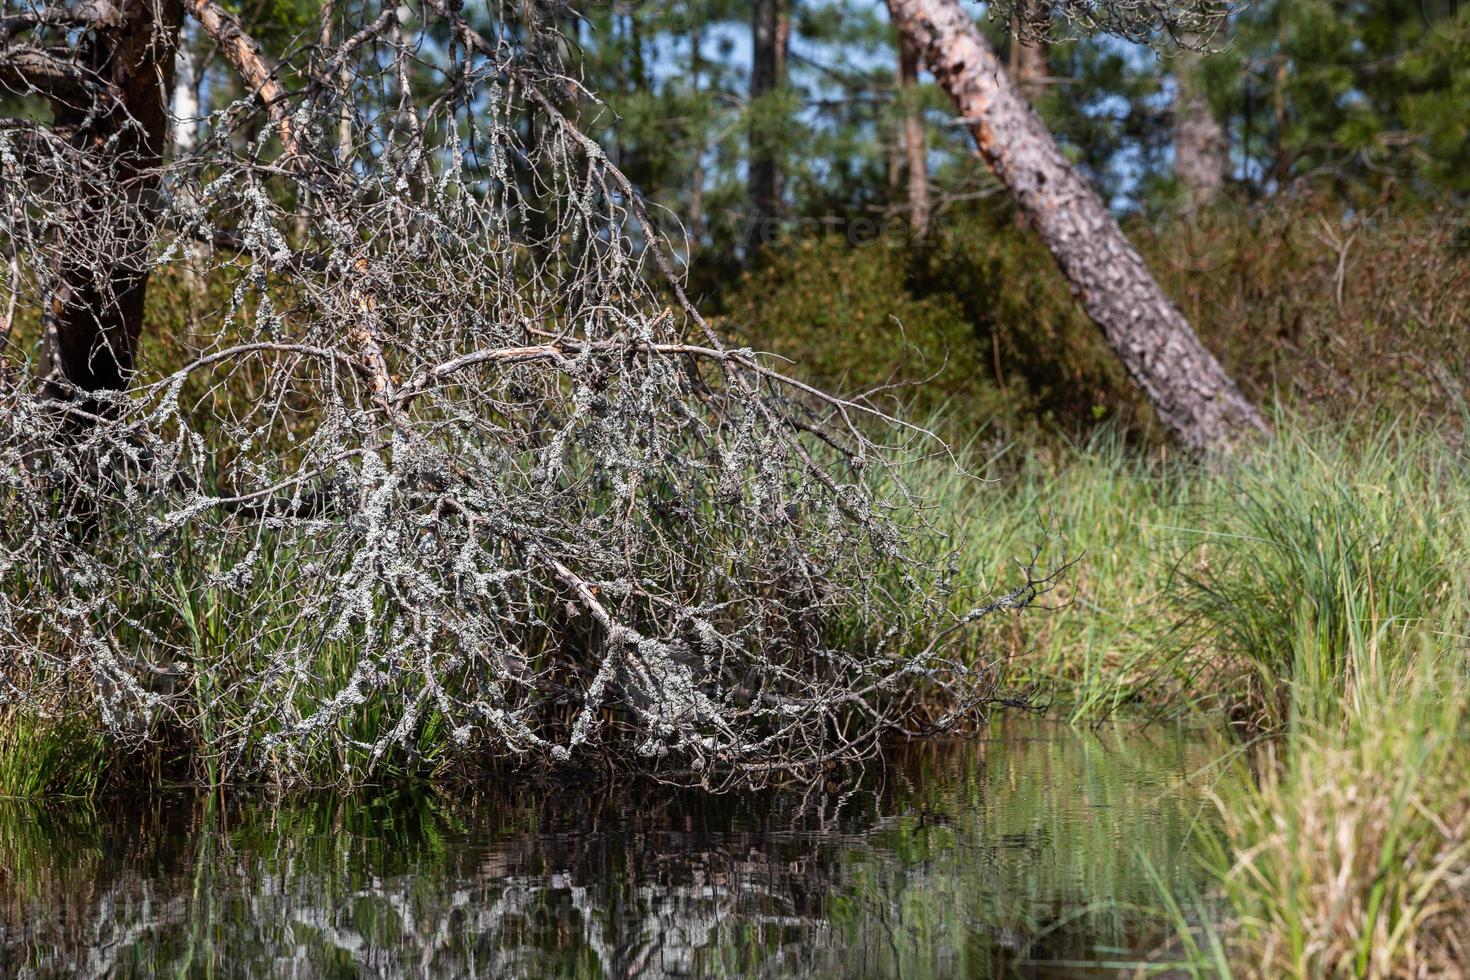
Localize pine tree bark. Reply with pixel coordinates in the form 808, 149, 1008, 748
884, 0, 1265, 449
1007, 8, 1049, 105
897, 34, 931, 235
1012, 38, 1048, 101
39, 0, 183, 408
745, 0, 788, 255
1173, 48, 1228, 206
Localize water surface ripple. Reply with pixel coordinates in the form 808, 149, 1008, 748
0, 718, 1217, 978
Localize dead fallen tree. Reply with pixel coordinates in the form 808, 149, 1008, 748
0, 2, 1049, 788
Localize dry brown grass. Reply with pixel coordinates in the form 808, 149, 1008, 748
1208, 652, 1470, 978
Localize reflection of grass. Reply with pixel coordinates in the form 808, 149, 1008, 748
824, 722, 1218, 976
0, 801, 105, 904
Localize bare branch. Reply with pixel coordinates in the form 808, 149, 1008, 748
0, 46, 110, 108
0, 2, 1035, 789
0, 1, 120, 44
183, 0, 303, 160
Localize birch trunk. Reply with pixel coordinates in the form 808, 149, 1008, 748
885, 0, 1265, 449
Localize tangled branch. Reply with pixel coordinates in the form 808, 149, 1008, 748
0, 1, 1047, 787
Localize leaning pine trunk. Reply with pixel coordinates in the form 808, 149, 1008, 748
885, 0, 1266, 450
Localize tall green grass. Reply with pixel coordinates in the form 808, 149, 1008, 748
0, 710, 108, 799
1174, 424, 1470, 978
1166, 421, 1463, 730
903, 427, 1206, 717
890, 412, 1467, 723
1191, 647, 1469, 978
881, 411, 1470, 975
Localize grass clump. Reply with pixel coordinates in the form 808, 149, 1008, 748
1166, 421, 1464, 730
873, 411, 1470, 975
884, 412, 1466, 725
1029, 418, 1470, 977
1178, 424, 1470, 977
1197, 650, 1470, 978
0, 709, 109, 799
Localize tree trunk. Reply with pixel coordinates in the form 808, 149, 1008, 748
884, 0, 1265, 449
40, 0, 183, 407
1173, 48, 1228, 206
1013, 39, 1048, 102
172, 28, 200, 155
745, 0, 788, 256
1007, 9, 1049, 105
897, 34, 931, 235
689, 19, 705, 245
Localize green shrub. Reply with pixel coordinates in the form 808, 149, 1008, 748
720, 236, 999, 428
719, 215, 1150, 441
909, 214, 1146, 432
1141, 196, 1470, 429
717, 198, 1470, 440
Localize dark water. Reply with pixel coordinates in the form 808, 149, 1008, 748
0, 719, 1218, 979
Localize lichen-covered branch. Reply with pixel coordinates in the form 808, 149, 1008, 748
0, 1, 1043, 788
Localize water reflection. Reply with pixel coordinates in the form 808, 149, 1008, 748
0, 719, 1217, 978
